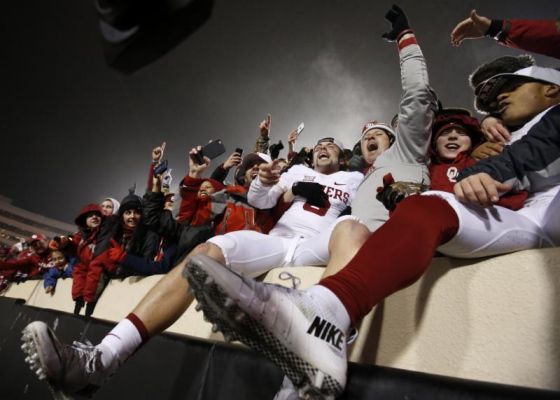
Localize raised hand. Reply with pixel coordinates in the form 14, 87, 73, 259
223, 151, 243, 169
451, 10, 492, 47
381, 4, 410, 42
259, 114, 272, 137
258, 159, 282, 186
152, 141, 166, 163
188, 147, 211, 178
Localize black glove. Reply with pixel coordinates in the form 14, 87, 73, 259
381, 4, 410, 42
376, 173, 428, 211
292, 182, 329, 208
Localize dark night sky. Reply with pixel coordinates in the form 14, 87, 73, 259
2, 1, 558, 223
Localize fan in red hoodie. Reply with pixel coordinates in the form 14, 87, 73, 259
377, 108, 528, 211
429, 108, 527, 209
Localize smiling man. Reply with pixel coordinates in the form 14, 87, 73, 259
196, 136, 365, 279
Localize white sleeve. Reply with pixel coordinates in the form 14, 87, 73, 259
247, 173, 290, 209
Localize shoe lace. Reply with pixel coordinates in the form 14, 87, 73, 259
68, 340, 102, 374
278, 271, 301, 289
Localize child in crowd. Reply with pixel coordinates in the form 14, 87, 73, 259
43, 250, 75, 294
68, 204, 115, 316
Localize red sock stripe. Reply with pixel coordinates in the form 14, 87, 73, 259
126, 313, 150, 344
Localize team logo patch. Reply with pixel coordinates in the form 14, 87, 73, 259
447, 166, 459, 183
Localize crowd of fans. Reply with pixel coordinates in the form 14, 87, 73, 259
0, 99, 508, 309
8, 5, 560, 400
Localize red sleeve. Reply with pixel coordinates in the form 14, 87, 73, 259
501, 19, 560, 60
1, 253, 40, 273
177, 176, 204, 222
146, 162, 156, 192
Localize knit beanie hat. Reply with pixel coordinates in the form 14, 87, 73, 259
75, 203, 104, 228
432, 108, 483, 148
118, 185, 142, 216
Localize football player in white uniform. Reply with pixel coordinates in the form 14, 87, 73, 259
202, 137, 366, 278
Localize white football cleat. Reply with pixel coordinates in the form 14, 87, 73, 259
21, 321, 117, 399
185, 254, 349, 399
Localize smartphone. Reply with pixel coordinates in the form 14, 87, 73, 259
194, 139, 226, 164
153, 159, 168, 175
296, 122, 305, 135
235, 147, 243, 156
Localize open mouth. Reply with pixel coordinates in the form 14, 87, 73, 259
445, 143, 460, 150
318, 152, 329, 160
367, 142, 378, 151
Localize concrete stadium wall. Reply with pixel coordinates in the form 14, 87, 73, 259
3, 247, 559, 391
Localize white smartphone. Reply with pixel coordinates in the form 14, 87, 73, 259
296, 122, 305, 135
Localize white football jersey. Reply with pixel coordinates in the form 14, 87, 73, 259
249, 165, 363, 238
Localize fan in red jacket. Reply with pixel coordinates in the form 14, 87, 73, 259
65, 204, 116, 317
177, 150, 284, 235
0, 233, 50, 281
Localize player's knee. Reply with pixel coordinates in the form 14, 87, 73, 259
332, 219, 370, 247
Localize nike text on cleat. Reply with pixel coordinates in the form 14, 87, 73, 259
21, 321, 118, 398
185, 254, 348, 399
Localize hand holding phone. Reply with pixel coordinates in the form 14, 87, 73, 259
296, 122, 304, 135
154, 159, 168, 175
193, 139, 226, 165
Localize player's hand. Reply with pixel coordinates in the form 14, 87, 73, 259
454, 172, 512, 207
258, 160, 282, 186
376, 173, 428, 211
381, 4, 410, 42
287, 129, 298, 145
223, 151, 243, 170
259, 114, 272, 137
481, 116, 511, 143
451, 10, 492, 47
152, 141, 166, 163
470, 141, 504, 161
291, 181, 329, 208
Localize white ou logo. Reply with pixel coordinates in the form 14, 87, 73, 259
447, 167, 459, 183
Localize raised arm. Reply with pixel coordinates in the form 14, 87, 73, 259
451, 10, 560, 59
383, 5, 438, 163
248, 160, 286, 209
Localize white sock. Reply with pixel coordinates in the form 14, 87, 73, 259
96, 318, 143, 369
306, 285, 351, 332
